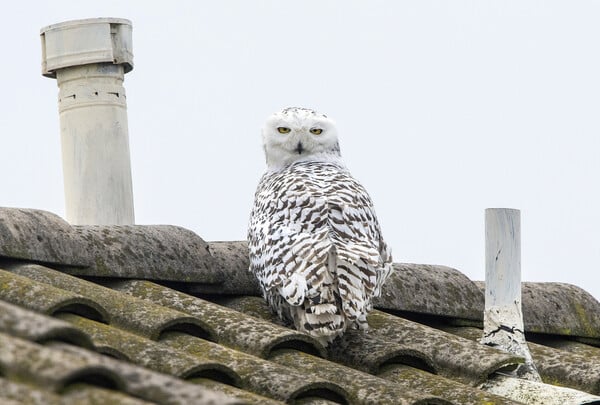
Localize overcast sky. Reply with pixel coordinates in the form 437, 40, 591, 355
1, 1, 599, 301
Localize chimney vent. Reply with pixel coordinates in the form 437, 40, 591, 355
482, 208, 540, 380
41, 18, 135, 225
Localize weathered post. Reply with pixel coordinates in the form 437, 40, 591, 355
40, 18, 135, 225
482, 208, 540, 381
479, 209, 600, 403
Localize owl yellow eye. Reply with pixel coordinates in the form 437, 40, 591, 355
277, 127, 291, 134
309, 128, 323, 135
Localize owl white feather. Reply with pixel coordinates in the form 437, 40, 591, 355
248, 107, 393, 346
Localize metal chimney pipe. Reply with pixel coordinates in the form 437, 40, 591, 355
481, 208, 540, 381
40, 18, 135, 225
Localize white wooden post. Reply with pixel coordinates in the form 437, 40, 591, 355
482, 208, 540, 381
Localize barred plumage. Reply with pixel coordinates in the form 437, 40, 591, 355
248, 107, 393, 345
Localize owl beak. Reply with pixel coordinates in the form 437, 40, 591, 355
295, 141, 304, 154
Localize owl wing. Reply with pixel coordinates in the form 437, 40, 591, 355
327, 177, 393, 324
248, 182, 337, 308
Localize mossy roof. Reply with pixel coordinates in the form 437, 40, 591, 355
1, 207, 599, 404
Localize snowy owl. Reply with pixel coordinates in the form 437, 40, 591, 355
248, 107, 393, 345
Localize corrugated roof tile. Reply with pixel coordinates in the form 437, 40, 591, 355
51, 342, 245, 404
0, 332, 122, 394
534, 337, 600, 360
269, 349, 451, 405
222, 295, 522, 386
0, 268, 108, 322
0, 208, 89, 266
529, 340, 600, 395
0, 300, 93, 348
474, 280, 600, 340
2, 207, 600, 404
71, 225, 222, 283
205, 241, 261, 295
55, 313, 241, 385
0, 377, 62, 405
522, 282, 600, 339
109, 279, 327, 358
162, 332, 347, 403
375, 263, 484, 322
378, 365, 522, 405
364, 310, 521, 385
442, 325, 600, 395
191, 378, 285, 404
7, 264, 214, 341
60, 385, 157, 405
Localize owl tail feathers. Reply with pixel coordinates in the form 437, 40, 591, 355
291, 304, 346, 347
279, 273, 307, 306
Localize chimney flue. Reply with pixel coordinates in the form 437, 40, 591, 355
482, 208, 540, 380
41, 18, 135, 225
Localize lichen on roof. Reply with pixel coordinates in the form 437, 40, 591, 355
1, 207, 600, 404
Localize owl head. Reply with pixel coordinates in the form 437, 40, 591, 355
262, 107, 340, 168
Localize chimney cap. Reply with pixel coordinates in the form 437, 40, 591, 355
41, 17, 133, 78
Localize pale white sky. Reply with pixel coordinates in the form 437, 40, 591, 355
1, 1, 599, 301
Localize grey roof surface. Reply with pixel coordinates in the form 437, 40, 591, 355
1, 207, 599, 404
